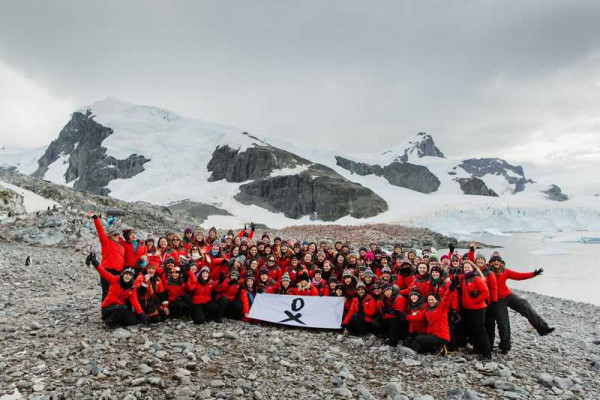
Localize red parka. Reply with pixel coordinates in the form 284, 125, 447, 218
93, 217, 125, 272
495, 268, 535, 300
96, 265, 142, 314
343, 294, 378, 325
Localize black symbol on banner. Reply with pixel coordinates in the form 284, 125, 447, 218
279, 298, 306, 325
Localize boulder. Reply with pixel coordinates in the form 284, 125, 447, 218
455, 177, 498, 197
382, 162, 441, 193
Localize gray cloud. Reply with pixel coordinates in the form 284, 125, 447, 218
1, 0, 600, 192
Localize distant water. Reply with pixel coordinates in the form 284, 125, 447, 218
446, 231, 600, 306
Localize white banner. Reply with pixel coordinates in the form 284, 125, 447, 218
247, 293, 345, 329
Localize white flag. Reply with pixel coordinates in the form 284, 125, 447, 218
247, 293, 345, 329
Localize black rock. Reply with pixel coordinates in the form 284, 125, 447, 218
381, 162, 441, 194
455, 177, 498, 197
542, 184, 569, 202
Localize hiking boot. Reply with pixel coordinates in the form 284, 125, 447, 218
437, 345, 448, 356
384, 338, 398, 347
539, 327, 555, 336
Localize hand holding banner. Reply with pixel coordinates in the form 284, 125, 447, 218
247, 293, 344, 329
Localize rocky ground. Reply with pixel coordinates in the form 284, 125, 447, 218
1, 242, 599, 400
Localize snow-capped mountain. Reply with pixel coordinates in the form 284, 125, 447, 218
3, 97, 600, 235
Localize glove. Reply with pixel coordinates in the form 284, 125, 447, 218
220, 259, 229, 265
88, 253, 99, 268
449, 276, 459, 291
469, 291, 480, 299
394, 310, 406, 320
250, 222, 256, 231
137, 313, 148, 323
449, 243, 455, 253
243, 224, 247, 231
218, 272, 226, 284
533, 268, 544, 276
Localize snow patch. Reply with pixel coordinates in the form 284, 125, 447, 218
529, 248, 572, 256
0, 180, 60, 213
44, 153, 70, 184
269, 165, 310, 177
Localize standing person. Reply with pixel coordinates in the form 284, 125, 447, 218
409, 279, 458, 354
268, 272, 294, 295
292, 273, 319, 296
88, 253, 144, 327
475, 255, 499, 350
188, 266, 218, 324
87, 211, 125, 300
460, 260, 492, 359
119, 229, 147, 276
490, 256, 553, 354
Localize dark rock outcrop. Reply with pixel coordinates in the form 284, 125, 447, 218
167, 200, 231, 222
381, 162, 440, 194
32, 111, 150, 195
396, 132, 445, 162
335, 156, 384, 176
207, 145, 310, 183
542, 185, 569, 202
0, 186, 26, 215
235, 166, 388, 221
455, 177, 498, 197
459, 158, 529, 193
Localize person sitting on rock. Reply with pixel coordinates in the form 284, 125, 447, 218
214, 270, 250, 321
88, 253, 144, 327
342, 282, 378, 336
163, 265, 193, 319
188, 266, 218, 324
409, 278, 457, 355
87, 211, 125, 301
376, 283, 408, 347
134, 262, 168, 323
403, 288, 428, 348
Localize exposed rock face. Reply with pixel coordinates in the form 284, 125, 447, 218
382, 162, 441, 194
455, 177, 498, 197
335, 156, 384, 176
335, 158, 440, 194
459, 158, 529, 193
542, 184, 569, 202
397, 132, 445, 162
167, 200, 231, 223
0, 186, 26, 215
32, 111, 150, 195
207, 145, 310, 182
235, 166, 388, 221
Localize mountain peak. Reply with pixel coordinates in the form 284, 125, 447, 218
395, 132, 445, 163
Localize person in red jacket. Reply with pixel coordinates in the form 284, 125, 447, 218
119, 229, 147, 275
268, 272, 294, 295
377, 283, 408, 347
188, 266, 218, 324
409, 279, 458, 354
476, 257, 499, 351
87, 211, 125, 301
89, 253, 144, 326
342, 282, 378, 336
135, 263, 168, 323
490, 256, 553, 354
164, 266, 192, 319
213, 270, 250, 321
460, 260, 492, 359
403, 288, 428, 348
292, 273, 319, 296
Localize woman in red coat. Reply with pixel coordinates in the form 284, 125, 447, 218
268, 272, 294, 295
87, 211, 125, 301
490, 256, 553, 354
377, 283, 408, 347
403, 288, 428, 347
292, 273, 319, 296
342, 282, 378, 336
188, 266, 219, 324
460, 260, 492, 359
409, 279, 458, 354
213, 270, 250, 321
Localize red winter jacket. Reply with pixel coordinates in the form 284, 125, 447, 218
425, 290, 452, 341
400, 274, 429, 297
495, 269, 535, 299
96, 265, 142, 314
93, 217, 125, 272
482, 267, 498, 303
119, 238, 147, 269
343, 294, 378, 325
187, 271, 214, 304
405, 303, 428, 335
460, 274, 489, 310
291, 285, 319, 296
164, 277, 193, 302
395, 274, 415, 291
214, 279, 250, 314
378, 294, 408, 320
268, 284, 294, 295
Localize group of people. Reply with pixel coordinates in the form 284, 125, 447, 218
86, 211, 554, 359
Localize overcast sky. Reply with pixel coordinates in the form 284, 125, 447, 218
1, 0, 599, 194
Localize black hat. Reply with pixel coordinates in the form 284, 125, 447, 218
297, 272, 309, 282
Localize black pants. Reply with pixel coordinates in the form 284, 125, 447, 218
100, 268, 120, 301
410, 335, 447, 354
463, 308, 491, 358
448, 309, 463, 351
346, 315, 372, 336
216, 297, 244, 320
191, 302, 219, 324
507, 293, 550, 335
169, 296, 192, 319
375, 318, 407, 342
485, 301, 498, 349
101, 305, 138, 327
